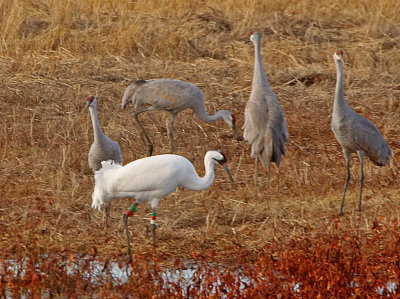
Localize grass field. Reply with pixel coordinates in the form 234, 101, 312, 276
1, 0, 400, 296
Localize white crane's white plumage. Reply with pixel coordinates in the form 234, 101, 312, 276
121, 79, 241, 156
331, 50, 392, 215
243, 32, 289, 196
85, 95, 123, 220
91, 150, 233, 261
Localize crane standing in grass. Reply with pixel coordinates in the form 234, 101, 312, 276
85, 95, 123, 218
121, 79, 242, 156
331, 50, 392, 215
91, 150, 234, 262
243, 32, 289, 197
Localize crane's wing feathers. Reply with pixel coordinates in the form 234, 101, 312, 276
352, 117, 392, 165
128, 79, 201, 111
243, 99, 268, 144
243, 94, 288, 167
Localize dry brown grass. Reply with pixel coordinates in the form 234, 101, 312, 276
1, 0, 400, 295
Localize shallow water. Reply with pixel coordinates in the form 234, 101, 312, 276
1, 256, 398, 297
2, 256, 252, 297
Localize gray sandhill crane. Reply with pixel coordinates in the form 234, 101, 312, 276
243, 32, 289, 196
331, 50, 392, 215
91, 150, 234, 262
85, 95, 123, 218
121, 79, 241, 156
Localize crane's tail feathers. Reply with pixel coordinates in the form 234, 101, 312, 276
121, 80, 148, 110
255, 127, 287, 168
91, 188, 104, 211
371, 146, 393, 166
91, 160, 122, 211
97, 160, 122, 172
121, 84, 135, 110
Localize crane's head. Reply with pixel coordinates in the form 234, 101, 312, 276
212, 150, 234, 183
84, 95, 97, 112
220, 111, 242, 141
333, 50, 344, 63
249, 31, 261, 44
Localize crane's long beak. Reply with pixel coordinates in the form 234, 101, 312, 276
232, 123, 243, 141
222, 163, 234, 183
83, 102, 90, 113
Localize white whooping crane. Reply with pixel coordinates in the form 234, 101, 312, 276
91, 150, 234, 261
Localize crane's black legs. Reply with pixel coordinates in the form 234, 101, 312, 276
358, 153, 365, 213
167, 114, 176, 154
123, 203, 157, 261
124, 203, 139, 263
134, 109, 154, 156
123, 214, 132, 262
276, 167, 280, 196
105, 201, 111, 224
254, 155, 258, 197
151, 209, 157, 245
266, 164, 271, 189
339, 152, 351, 216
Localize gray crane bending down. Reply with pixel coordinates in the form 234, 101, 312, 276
331, 50, 392, 215
243, 32, 289, 197
121, 79, 241, 156
85, 96, 123, 218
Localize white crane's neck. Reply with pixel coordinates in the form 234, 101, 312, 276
252, 38, 271, 91
184, 153, 217, 191
333, 60, 350, 115
89, 105, 105, 142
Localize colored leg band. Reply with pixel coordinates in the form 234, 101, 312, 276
130, 205, 138, 213
125, 204, 138, 217
151, 212, 156, 225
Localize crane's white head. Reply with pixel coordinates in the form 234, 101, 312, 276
211, 150, 234, 183
333, 50, 344, 63
84, 95, 97, 112
220, 111, 242, 141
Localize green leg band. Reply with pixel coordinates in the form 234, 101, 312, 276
129, 204, 138, 213
125, 204, 138, 217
